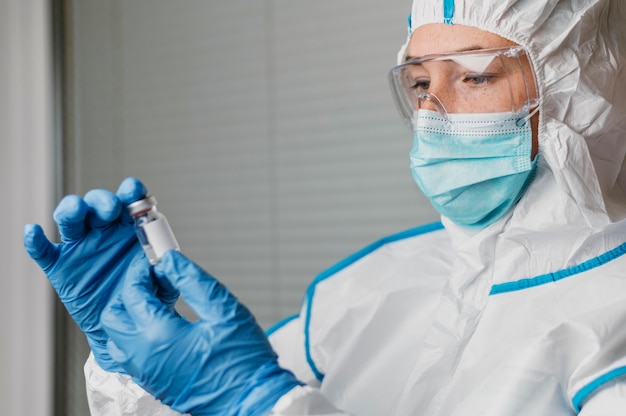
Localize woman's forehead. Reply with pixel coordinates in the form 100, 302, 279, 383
407, 23, 518, 59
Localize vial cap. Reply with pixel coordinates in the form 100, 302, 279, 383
127, 195, 157, 216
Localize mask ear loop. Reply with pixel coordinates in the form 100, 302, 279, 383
517, 104, 540, 127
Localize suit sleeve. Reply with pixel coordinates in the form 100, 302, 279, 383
267, 313, 321, 387
577, 379, 626, 415
84, 352, 187, 416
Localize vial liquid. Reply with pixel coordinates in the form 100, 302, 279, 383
127, 195, 180, 265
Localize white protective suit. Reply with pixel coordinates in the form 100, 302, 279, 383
85, 0, 626, 415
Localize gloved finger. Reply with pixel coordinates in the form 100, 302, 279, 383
23, 223, 60, 272
154, 272, 180, 308
120, 257, 180, 339
101, 295, 138, 370
84, 189, 122, 229
116, 177, 148, 224
105, 338, 143, 383
53, 194, 89, 242
102, 292, 137, 336
106, 338, 130, 367
104, 288, 179, 381
116, 177, 148, 205
154, 250, 241, 325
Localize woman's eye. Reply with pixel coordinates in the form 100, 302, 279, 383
411, 79, 430, 91
463, 73, 496, 85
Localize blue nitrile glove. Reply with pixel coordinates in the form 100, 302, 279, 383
101, 251, 303, 416
23, 177, 179, 373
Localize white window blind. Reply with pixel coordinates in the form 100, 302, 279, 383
68, 0, 439, 329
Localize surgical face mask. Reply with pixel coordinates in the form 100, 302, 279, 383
409, 109, 537, 228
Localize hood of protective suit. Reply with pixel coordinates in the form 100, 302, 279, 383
401, 0, 626, 233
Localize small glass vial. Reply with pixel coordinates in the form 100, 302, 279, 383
127, 195, 180, 264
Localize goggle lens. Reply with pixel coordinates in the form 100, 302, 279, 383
388, 47, 539, 129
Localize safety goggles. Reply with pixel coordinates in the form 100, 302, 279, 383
388, 46, 540, 130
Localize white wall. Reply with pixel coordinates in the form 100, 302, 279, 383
0, 0, 54, 415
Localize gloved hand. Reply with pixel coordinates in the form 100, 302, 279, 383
23, 177, 179, 373
101, 250, 303, 416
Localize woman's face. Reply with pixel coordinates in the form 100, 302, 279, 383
406, 23, 539, 157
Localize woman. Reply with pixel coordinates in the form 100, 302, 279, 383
25, 0, 626, 414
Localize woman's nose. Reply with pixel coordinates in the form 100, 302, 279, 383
416, 76, 456, 117
418, 91, 449, 119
